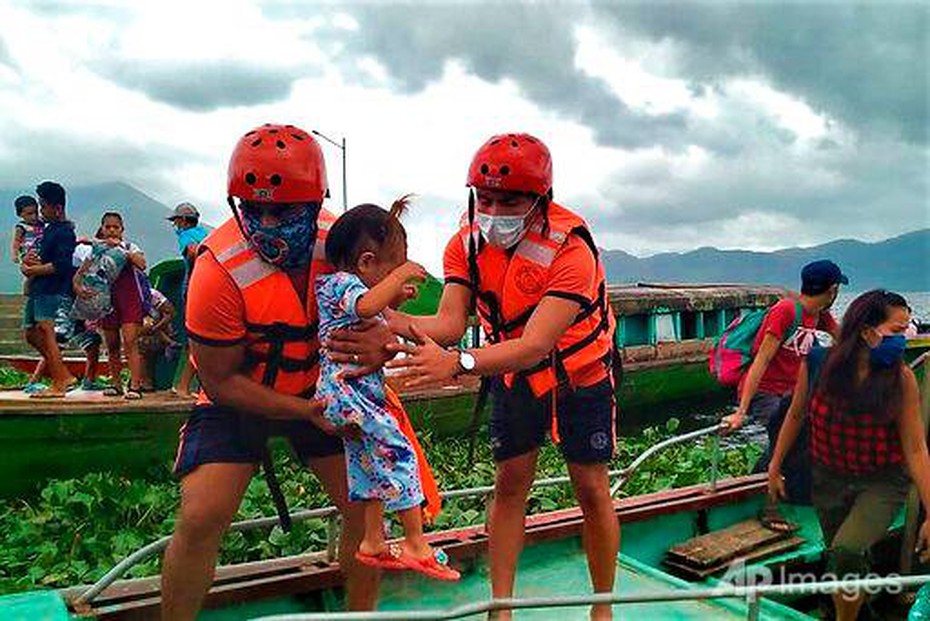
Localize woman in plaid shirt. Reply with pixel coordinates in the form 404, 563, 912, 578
766, 290, 929, 621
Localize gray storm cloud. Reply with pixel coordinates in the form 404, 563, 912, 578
94, 59, 312, 112
309, 3, 690, 150
598, 3, 929, 144
316, 3, 927, 146
0, 127, 202, 201
300, 2, 927, 247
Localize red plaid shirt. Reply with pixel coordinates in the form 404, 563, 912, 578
809, 392, 903, 474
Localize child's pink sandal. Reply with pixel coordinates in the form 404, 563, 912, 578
399, 547, 461, 581
355, 543, 405, 570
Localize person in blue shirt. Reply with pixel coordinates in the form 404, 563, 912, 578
168, 202, 208, 271
20, 181, 77, 398
167, 202, 207, 396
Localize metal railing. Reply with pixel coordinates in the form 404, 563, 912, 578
249, 574, 930, 620
73, 422, 728, 606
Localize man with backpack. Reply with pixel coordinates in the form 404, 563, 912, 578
721, 260, 846, 515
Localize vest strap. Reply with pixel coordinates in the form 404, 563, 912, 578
245, 321, 318, 341
245, 350, 320, 373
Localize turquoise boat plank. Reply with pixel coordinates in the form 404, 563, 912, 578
0, 590, 70, 621
376, 537, 813, 619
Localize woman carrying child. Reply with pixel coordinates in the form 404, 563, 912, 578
767, 290, 930, 621
316, 197, 458, 581
74, 212, 147, 400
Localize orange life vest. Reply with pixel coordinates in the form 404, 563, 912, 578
195, 210, 443, 519
456, 201, 617, 399
196, 209, 337, 401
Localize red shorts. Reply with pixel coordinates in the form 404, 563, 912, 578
101, 267, 145, 329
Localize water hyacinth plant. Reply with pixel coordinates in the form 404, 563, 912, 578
0, 419, 761, 594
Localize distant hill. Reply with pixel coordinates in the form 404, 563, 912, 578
0, 182, 190, 292
602, 229, 930, 291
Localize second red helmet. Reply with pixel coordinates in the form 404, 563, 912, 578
227, 123, 328, 203
466, 133, 552, 197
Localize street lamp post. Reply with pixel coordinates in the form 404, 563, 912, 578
311, 129, 347, 212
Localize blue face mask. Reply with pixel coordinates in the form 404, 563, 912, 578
241, 204, 319, 269
870, 333, 907, 368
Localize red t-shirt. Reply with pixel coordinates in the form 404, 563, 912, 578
751, 297, 838, 395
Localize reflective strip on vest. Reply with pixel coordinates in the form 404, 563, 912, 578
215, 239, 252, 263
528, 221, 567, 244
514, 238, 556, 267
227, 256, 278, 290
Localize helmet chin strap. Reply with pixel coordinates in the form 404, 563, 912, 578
229, 196, 247, 240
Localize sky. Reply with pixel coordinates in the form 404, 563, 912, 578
0, 0, 927, 274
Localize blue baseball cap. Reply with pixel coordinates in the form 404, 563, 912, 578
801, 260, 848, 295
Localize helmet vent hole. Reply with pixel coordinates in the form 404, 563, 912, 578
291, 133, 304, 141
251, 138, 262, 147
245, 130, 256, 137
500, 165, 510, 175
245, 173, 257, 185
276, 140, 286, 149
269, 128, 278, 134
490, 139, 500, 145
480, 164, 490, 174
269, 174, 282, 186
511, 140, 518, 147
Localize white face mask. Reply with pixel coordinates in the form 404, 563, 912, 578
475, 200, 538, 249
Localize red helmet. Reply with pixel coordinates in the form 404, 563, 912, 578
227, 123, 328, 203
466, 133, 552, 196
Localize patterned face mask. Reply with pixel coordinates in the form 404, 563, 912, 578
241, 203, 319, 269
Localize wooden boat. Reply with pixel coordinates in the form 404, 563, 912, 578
3, 462, 927, 619
0, 258, 928, 499
2, 353, 928, 620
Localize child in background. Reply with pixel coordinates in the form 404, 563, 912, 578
10, 195, 44, 264
10, 195, 44, 296
316, 198, 458, 581
138, 289, 179, 392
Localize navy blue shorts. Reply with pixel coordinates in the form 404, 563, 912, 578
489, 376, 615, 464
174, 405, 344, 477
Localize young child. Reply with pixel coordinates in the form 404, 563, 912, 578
316, 198, 459, 581
10, 195, 44, 265
11, 195, 45, 296
138, 289, 179, 391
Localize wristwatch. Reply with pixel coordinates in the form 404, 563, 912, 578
455, 349, 477, 377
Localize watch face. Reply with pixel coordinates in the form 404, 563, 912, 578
461, 351, 476, 371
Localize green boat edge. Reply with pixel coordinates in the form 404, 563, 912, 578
7, 260, 920, 500
2, 474, 923, 620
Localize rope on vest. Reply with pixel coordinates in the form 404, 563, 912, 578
257, 321, 294, 533
466, 377, 492, 464
464, 189, 505, 463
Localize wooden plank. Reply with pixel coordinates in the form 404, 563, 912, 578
663, 536, 805, 581
666, 519, 792, 568
72, 476, 769, 619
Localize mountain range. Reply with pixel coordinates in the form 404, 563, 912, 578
601, 229, 929, 292
0, 182, 926, 292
